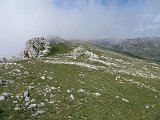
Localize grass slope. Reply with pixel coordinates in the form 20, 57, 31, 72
46, 43, 72, 57
0, 42, 160, 120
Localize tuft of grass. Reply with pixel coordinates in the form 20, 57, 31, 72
46, 43, 72, 57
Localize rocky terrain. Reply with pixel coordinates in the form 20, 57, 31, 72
0, 38, 160, 120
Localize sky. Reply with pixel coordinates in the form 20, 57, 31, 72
0, 0, 160, 57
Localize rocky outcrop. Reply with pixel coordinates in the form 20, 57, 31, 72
22, 37, 51, 58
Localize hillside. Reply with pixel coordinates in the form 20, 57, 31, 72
0, 40, 160, 120
92, 37, 160, 62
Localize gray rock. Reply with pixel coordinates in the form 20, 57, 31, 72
36, 110, 45, 115
25, 102, 30, 106
69, 94, 75, 101
2, 92, 10, 98
25, 97, 30, 102
23, 91, 30, 98
28, 104, 36, 109
15, 95, 20, 100
37, 102, 45, 107
31, 99, 35, 102
22, 37, 50, 59
0, 96, 5, 101
7, 80, 15, 85
32, 110, 45, 116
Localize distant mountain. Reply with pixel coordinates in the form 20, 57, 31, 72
92, 37, 160, 61
48, 36, 67, 44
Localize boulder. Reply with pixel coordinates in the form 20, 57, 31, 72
23, 91, 30, 98
22, 37, 50, 58
0, 96, 5, 101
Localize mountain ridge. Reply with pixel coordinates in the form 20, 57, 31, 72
91, 37, 160, 62
0, 37, 160, 120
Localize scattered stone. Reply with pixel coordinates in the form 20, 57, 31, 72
31, 99, 35, 103
51, 87, 57, 90
41, 76, 45, 80
15, 95, 20, 100
13, 104, 20, 110
38, 102, 45, 107
2, 92, 10, 98
7, 80, 15, 85
36, 110, 45, 115
47, 76, 53, 80
121, 98, 130, 103
77, 89, 85, 93
25, 102, 30, 106
23, 91, 30, 98
116, 96, 120, 99
0, 96, 5, 101
28, 104, 36, 109
116, 96, 129, 103
45, 99, 49, 102
25, 97, 30, 102
93, 92, 101, 97
48, 101, 54, 104
24, 71, 29, 75
28, 86, 34, 89
32, 110, 45, 116
69, 94, 75, 101
67, 89, 71, 93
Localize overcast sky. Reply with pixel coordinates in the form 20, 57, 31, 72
0, 0, 160, 57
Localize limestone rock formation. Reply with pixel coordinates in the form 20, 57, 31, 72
23, 37, 51, 58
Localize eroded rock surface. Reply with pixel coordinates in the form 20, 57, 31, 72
23, 37, 50, 58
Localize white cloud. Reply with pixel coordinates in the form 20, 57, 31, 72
0, 0, 160, 57
153, 14, 160, 23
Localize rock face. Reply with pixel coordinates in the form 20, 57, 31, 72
23, 37, 50, 58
